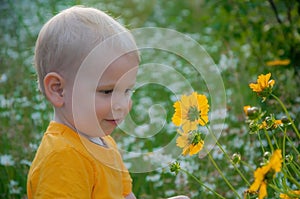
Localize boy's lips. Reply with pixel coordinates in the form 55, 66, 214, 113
105, 119, 122, 125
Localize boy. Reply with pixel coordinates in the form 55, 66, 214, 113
27, 5, 188, 199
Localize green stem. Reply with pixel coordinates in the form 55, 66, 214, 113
282, 126, 287, 170
275, 180, 300, 198
292, 160, 300, 171
207, 152, 242, 199
289, 163, 300, 179
271, 134, 280, 149
263, 129, 274, 152
205, 124, 250, 186
281, 129, 291, 192
282, 168, 300, 188
280, 126, 300, 192
240, 160, 255, 171
257, 133, 266, 154
271, 94, 300, 139
180, 169, 226, 199
286, 136, 300, 155
268, 183, 285, 194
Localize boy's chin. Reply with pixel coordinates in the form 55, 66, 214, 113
101, 128, 115, 136
80, 129, 109, 138
92, 130, 112, 137
103, 131, 113, 136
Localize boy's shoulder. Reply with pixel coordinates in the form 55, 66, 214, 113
29, 122, 96, 171
44, 121, 81, 147
35, 121, 88, 160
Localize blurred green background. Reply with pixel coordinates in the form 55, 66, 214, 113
0, 0, 299, 198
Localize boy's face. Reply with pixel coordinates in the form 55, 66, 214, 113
66, 52, 139, 137
95, 54, 138, 136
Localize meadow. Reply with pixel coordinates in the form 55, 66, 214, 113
0, 0, 299, 198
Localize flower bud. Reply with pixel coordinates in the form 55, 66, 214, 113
285, 154, 293, 164
249, 122, 260, 134
169, 161, 181, 175
265, 116, 272, 125
281, 116, 291, 125
247, 107, 260, 120
231, 153, 241, 164
261, 151, 271, 166
264, 151, 271, 159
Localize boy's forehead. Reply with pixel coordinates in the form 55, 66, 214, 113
87, 51, 138, 73
73, 31, 139, 86
97, 54, 139, 81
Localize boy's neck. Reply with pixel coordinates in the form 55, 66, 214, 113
53, 112, 107, 140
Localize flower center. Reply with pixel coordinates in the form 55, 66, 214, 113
265, 169, 275, 182
191, 131, 202, 145
187, 106, 200, 121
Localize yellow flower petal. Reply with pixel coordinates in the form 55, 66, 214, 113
243, 105, 251, 115
269, 149, 282, 172
249, 83, 261, 92
189, 140, 204, 156
269, 79, 275, 87
176, 135, 188, 148
259, 181, 267, 199
266, 59, 290, 66
172, 92, 209, 129
176, 130, 204, 156
182, 120, 197, 133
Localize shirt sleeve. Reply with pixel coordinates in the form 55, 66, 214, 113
29, 147, 94, 199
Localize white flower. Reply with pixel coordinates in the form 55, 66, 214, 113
9, 180, 22, 194
0, 154, 15, 166
20, 159, 32, 166
0, 73, 7, 83
31, 112, 41, 121
164, 190, 175, 197
29, 143, 38, 151
134, 124, 150, 137
146, 174, 161, 182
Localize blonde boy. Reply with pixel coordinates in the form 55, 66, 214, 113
27, 5, 188, 199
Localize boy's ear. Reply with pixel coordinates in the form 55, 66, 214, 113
43, 72, 65, 107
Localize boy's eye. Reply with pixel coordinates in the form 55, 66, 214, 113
99, 89, 113, 94
98, 88, 135, 96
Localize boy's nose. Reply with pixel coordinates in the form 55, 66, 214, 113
111, 95, 130, 113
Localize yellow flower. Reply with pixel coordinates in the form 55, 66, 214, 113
249, 73, 275, 94
172, 92, 209, 133
266, 59, 290, 67
176, 129, 204, 156
260, 119, 283, 130
248, 149, 282, 199
280, 190, 300, 199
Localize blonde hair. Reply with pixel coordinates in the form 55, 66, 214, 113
34, 5, 138, 94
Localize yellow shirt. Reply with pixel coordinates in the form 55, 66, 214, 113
27, 121, 132, 199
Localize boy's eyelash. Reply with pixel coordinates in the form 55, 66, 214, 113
99, 89, 113, 94
98, 89, 135, 95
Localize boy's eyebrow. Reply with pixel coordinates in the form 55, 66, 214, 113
97, 83, 136, 88
97, 83, 115, 88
